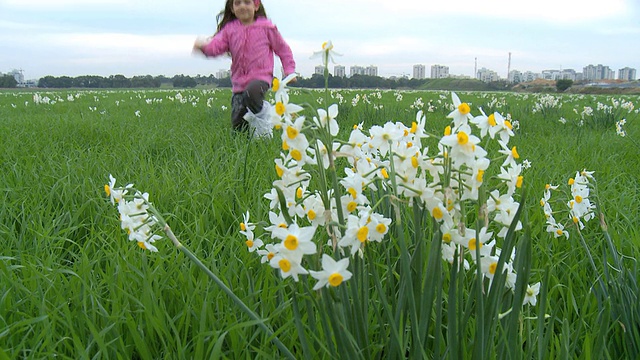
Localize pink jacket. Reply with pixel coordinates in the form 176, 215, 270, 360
201, 17, 296, 93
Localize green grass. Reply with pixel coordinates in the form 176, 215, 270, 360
0, 88, 639, 358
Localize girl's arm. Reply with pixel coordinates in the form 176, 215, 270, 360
196, 30, 230, 58
268, 28, 296, 76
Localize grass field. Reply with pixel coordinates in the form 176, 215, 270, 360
0, 87, 639, 359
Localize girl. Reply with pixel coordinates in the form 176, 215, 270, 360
194, 0, 296, 134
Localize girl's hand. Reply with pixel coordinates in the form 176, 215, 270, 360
192, 37, 208, 54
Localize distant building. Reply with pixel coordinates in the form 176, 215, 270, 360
431, 65, 449, 79
215, 69, 230, 78
365, 65, 378, 76
349, 65, 365, 77
314, 65, 325, 75
349, 65, 377, 77
508, 70, 523, 83
334, 65, 346, 78
559, 69, 578, 81
8, 69, 24, 84
618, 67, 637, 81
583, 64, 615, 81
413, 64, 426, 79
476, 67, 499, 82
509, 70, 543, 83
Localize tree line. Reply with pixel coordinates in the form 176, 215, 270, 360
3, 72, 574, 92
35, 74, 226, 89
30, 73, 429, 90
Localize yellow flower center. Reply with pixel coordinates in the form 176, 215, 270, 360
545, 184, 551, 190
284, 235, 299, 250
272, 78, 280, 92
275, 102, 285, 116
555, 229, 563, 236
411, 156, 419, 168
286, 126, 298, 139
104, 184, 111, 197
476, 169, 485, 182
511, 146, 519, 159
444, 126, 451, 136
376, 223, 387, 234
347, 201, 357, 213
357, 226, 369, 242
279, 259, 291, 272
290, 149, 302, 161
307, 209, 316, 220
575, 195, 583, 203
457, 131, 469, 145
410, 122, 418, 133
245, 239, 254, 248
468, 238, 482, 251
278, 223, 287, 228
540, 199, 545, 207
282, 141, 290, 151
347, 188, 357, 199
240, 222, 246, 231
568, 178, 575, 185
489, 262, 497, 275
505, 120, 513, 130
381, 168, 389, 179
443, 233, 452, 243
526, 287, 535, 297
516, 176, 523, 188
432, 207, 443, 220
137, 242, 147, 250
275, 164, 284, 177
488, 114, 497, 126
458, 102, 470, 115
328, 273, 343, 287
572, 216, 579, 224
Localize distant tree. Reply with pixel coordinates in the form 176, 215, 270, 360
0, 75, 18, 88
556, 79, 573, 92
172, 75, 197, 88
216, 76, 232, 88
131, 75, 161, 88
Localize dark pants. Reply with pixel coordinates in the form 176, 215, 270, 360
231, 80, 270, 131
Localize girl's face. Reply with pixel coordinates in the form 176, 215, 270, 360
232, 0, 259, 25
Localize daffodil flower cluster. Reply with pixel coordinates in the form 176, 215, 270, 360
540, 170, 596, 239
240, 76, 531, 292
616, 118, 627, 137
104, 174, 162, 252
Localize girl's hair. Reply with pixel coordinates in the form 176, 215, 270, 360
216, 0, 267, 33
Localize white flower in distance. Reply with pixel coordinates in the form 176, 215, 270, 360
310, 40, 341, 67
523, 282, 541, 306
309, 254, 352, 290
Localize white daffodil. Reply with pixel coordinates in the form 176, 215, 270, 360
447, 92, 473, 129
314, 104, 339, 136
309, 254, 352, 290
523, 282, 541, 306
310, 40, 341, 67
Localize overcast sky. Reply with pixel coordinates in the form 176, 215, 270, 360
1, 0, 639, 80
